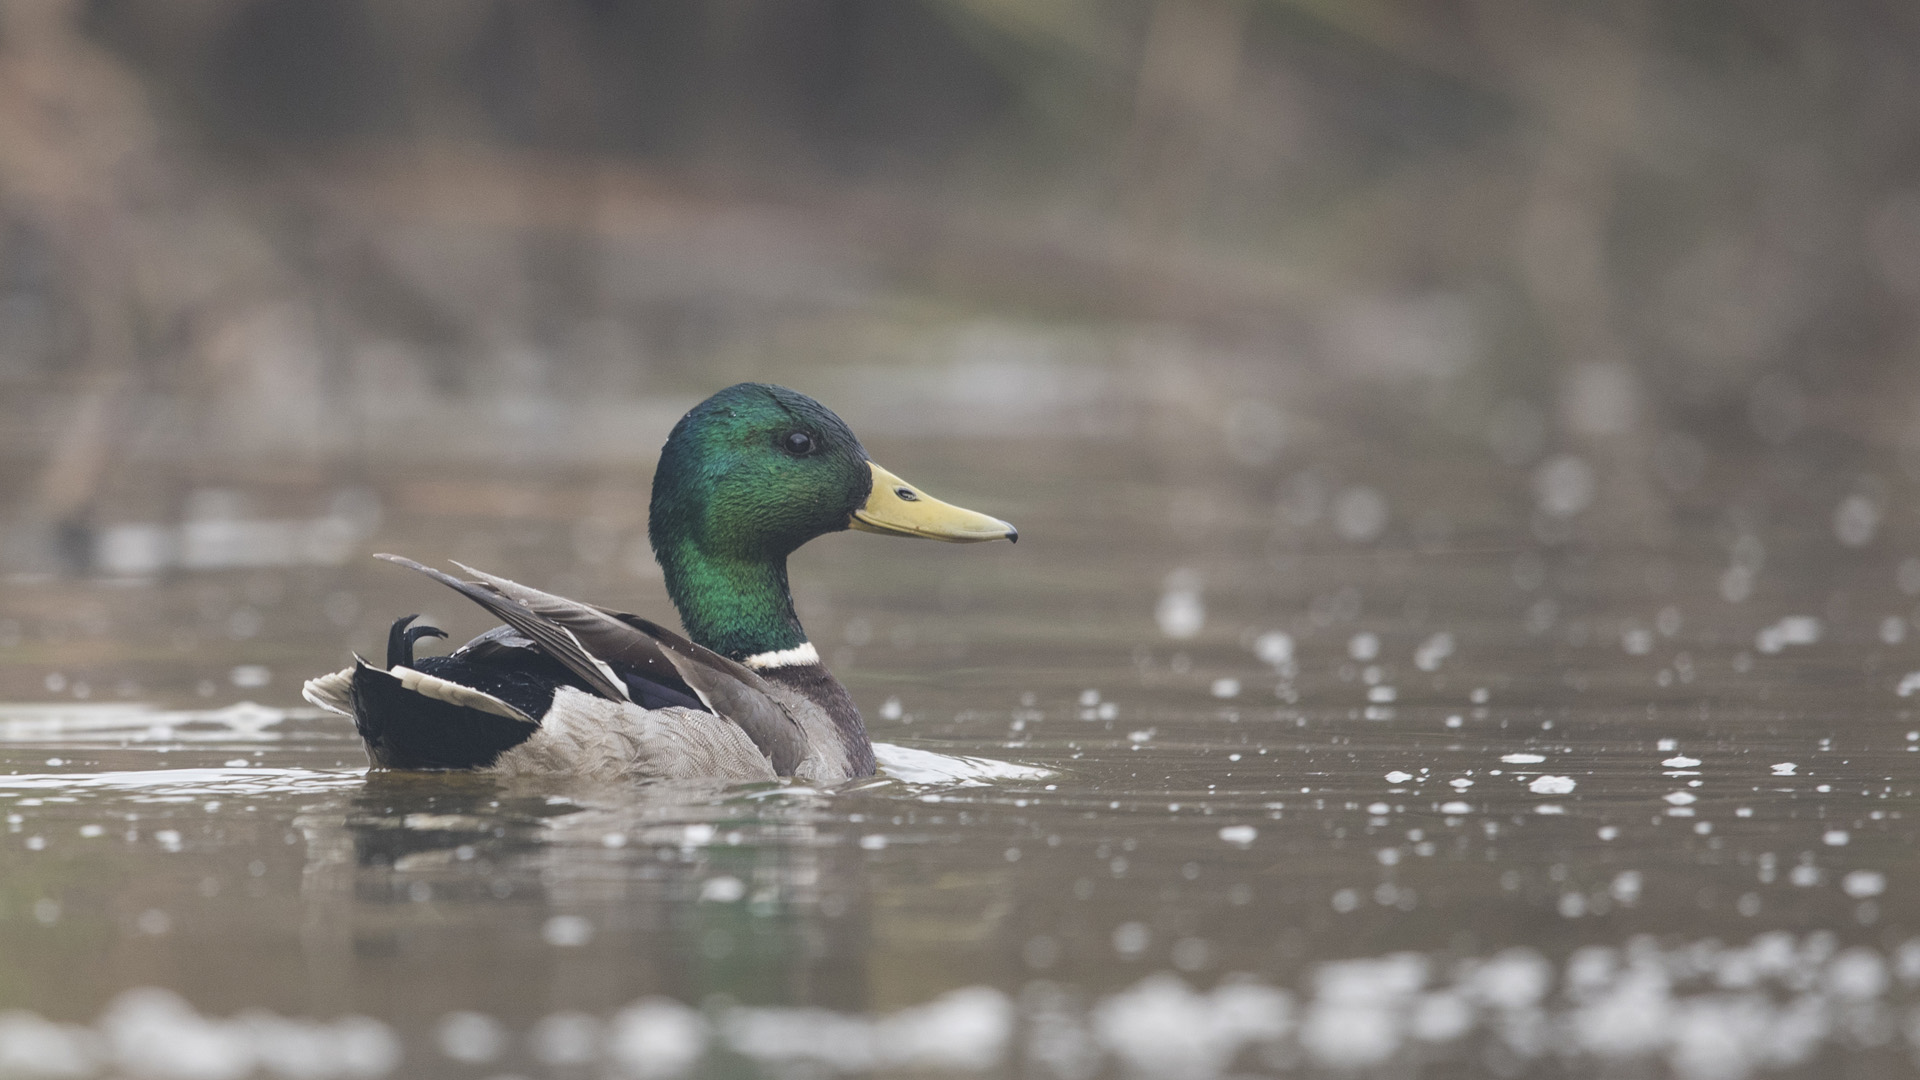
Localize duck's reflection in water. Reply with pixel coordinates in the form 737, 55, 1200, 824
295, 772, 874, 1019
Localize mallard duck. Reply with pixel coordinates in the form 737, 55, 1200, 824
301, 383, 1016, 783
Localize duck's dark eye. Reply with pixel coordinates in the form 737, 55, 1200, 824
781, 431, 816, 456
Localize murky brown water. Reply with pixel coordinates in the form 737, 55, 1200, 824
3, 414, 1919, 1079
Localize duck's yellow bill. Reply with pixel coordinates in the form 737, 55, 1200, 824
850, 462, 1018, 543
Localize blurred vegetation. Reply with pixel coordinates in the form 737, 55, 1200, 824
2, 0, 1919, 571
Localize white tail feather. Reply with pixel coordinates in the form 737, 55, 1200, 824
301, 667, 356, 716
391, 665, 536, 724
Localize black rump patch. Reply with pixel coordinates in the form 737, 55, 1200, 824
348, 663, 538, 770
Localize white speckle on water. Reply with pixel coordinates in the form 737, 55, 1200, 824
1897, 672, 1920, 698
1622, 626, 1654, 655
1367, 686, 1396, 703
1218, 825, 1258, 847
1209, 678, 1241, 699
1842, 870, 1886, 898
1333, 487, 1389, 542
700, 876, 746, 903
1834, 493, 1881, 547
436, 1011, 506, 1064
228, 665, 271, 689
1534, 455, 1596, 518
1127, 729, 1154, 745
1112, 922, 1151, 958
1755, 616, 1820, 654
1663, 756, 1702, 768
1664, 791, 1697, 806
1413, 632, 1454, 672
1093, 973, 1290, 1077
607, 998, 708, 1078
1502, 753, 1546, 764
1254, 631, 1294, 667
1348, 632, 1380, 662
1881, 617, 1907, 645
1598, 826, 1620, 841
1771, 762, 1797, 776
878, 697, 902, 721
1384, 771, 1414, 784
1449, 778, 1473, 790
529, 1012, 601, 1067
859, 834, 887, 851
1156, 569, 1205, 640
1440, 801, 1472, 814
1529, 776, 1576, 795
1823, 830, 1850, 846
542, 915, 593, 947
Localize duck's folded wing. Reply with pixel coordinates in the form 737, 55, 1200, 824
377, 555, 807, 775
375, 554, 631, 701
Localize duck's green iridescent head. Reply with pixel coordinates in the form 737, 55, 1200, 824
648, 383, 1015, 661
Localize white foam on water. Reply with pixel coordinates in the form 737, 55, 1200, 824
0, 703, 304, 745
0, 768, 359, 799
0, 988, 401, 1080
18, 933, 1920, 1079
871, 743, 1051, 786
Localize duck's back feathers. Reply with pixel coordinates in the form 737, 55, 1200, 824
307, 557, 868, 780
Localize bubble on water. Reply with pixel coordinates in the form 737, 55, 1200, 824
1756, 616, 1820, 653
1384, 771, 1414, 784
1664, 756, 1703, 768
1253, 631, 1293, 667
1413, 632, 1454, 671
435, 1011, 505, 1064
1823, 830, 1850, 847
1112, 922, 1151, 958
1094, 973, 1290, 1077
1449, 778, 1473, 790
1842, 871, 1886, 899
1502, 753, 1546, 764
1833, 494, 1882, 547
1155, 570, 1205, 640
1530, 776, 1576, 795
1534, 455, 1596, 518
607, 998, 708, 1078
1771, 762, 1797, 775
1665, 791, 1697, 805
529, 1011, 601, 1067
1564, 361, 1637, 436
1440, 801, 1472, 814
1332, 487, 1388, 542
1218, 825, 1257, 847
542, 915, 594, 947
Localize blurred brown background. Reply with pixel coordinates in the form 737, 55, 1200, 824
2, 0, 1920, 700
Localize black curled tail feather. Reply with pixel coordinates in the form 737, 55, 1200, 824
386, 615, 449, 669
